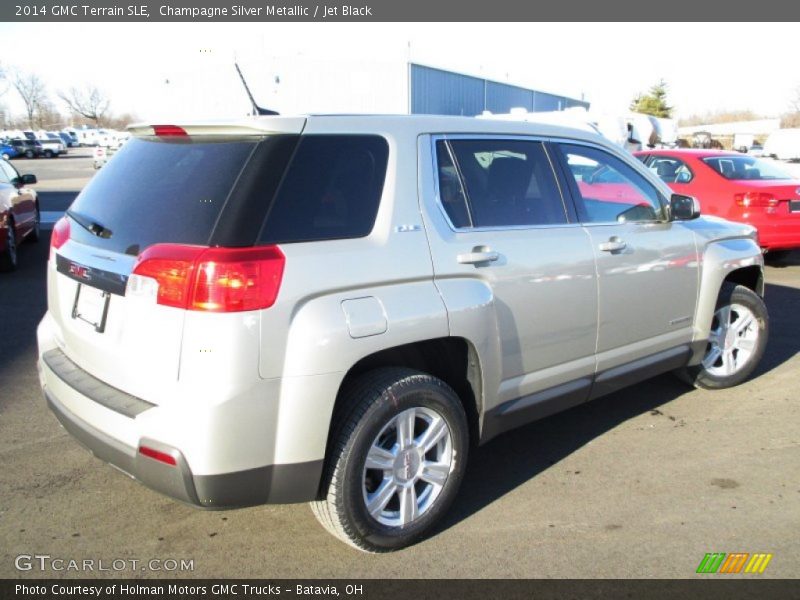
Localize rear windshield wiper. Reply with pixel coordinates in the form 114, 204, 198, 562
66, 209, 113, 239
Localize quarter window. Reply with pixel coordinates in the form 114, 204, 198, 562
557, 144, 666, 224
436, 139, 567, 228
259, 135, 389, 244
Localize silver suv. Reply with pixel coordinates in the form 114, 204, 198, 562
38, 116, 768, 551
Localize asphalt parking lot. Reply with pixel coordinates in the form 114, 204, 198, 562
0, 152, 798, 579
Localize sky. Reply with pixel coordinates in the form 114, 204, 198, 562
1, 22, 798, 124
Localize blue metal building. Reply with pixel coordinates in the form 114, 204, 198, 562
409, 63, 589, 116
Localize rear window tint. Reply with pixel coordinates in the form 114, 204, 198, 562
258, 135, 389, 244
68, 137, 257, 255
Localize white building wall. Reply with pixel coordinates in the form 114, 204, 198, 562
145, 52, 409, 122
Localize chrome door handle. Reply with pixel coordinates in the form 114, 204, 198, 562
598, 237, 627, 253
457, 247, 499, 265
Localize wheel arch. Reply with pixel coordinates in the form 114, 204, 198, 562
325, 337, 484, 465
723, 265, 764, 297
691, 239, 765, 365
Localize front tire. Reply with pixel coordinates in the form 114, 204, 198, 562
0, 217, 19, 272
27, 204, 40, 243
680, 284, 768, 389
312, 368, 469, 552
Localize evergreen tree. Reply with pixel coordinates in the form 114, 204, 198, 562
630, 79, 673, 118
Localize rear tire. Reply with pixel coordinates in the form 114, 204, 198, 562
0, 217, 19, 272
24, 150, 34, 159
44, 150, 53, 158
678, 284, 768, 390
312, 368, 469, 552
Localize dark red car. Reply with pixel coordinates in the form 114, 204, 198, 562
0, 158, 39, 271
635, 149, 800, 259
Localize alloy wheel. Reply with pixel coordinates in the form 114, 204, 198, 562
362, 406, 453, 527
702, 303, 759, 377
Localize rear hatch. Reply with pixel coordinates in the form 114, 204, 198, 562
48, 122, 304, 405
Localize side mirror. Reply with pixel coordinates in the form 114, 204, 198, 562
21, 174, 37, 185
670, 194, 700, 221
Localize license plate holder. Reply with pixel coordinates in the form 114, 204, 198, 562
71, 284, 110, 333
789, 200, 800, 212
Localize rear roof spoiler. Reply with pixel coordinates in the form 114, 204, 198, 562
127, 118, 307, 138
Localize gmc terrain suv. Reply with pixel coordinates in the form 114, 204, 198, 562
38, 116, 768, 551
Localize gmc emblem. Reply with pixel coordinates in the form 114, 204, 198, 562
68, 263, 91, 281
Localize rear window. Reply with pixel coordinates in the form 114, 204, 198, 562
258, 135, 389, 244
702, 155, 792, 181
68, 137, 259, 255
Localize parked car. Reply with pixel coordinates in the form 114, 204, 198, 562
636, 149, 800, 260
10, 138, 44, 159
763, 128, 800, 161
38, 137, 65, 158
61, 129, 80, 148
1, 142, 19, 161
39, 116, 768, 552
0, 158, 39, 271
45, 132, 68, 154
59, 132, 79, 148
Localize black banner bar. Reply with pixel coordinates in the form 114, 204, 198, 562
2, 579, 800, 600
3, 0, 800, 22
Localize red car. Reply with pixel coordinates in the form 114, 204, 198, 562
0, 158, 39, 271
635, 149, 800, 259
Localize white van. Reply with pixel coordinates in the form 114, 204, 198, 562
763, 129, 800, 161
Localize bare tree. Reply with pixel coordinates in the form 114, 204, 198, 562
0, 62, 7, 98
790, 85, 800, 114
35, 100, 64, 130
59, 85, 110, 126
780, 84, 800, 128
13, 70, 47, 129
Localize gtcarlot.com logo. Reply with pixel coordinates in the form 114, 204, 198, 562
15, 554, 194, 573
696, 552, 773, 574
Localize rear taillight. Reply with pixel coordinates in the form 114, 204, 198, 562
130, 244, 285, 313
734, 192, 779, 208
50, 216, 70, 255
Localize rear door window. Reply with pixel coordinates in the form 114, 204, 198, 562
437, 138, 567, 228
258, 135, 389, 244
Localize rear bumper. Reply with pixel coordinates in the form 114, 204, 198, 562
757, 228, 800, 251
40, 347, 323, 508
742, 215, 800, 250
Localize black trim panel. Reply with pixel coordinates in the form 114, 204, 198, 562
42, 348, 155, 417
481, 377, 592, 443
55, 253, 128, 296
194, 460, 324, 507
481, 344, 693, 443
590, 345, 690, 400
